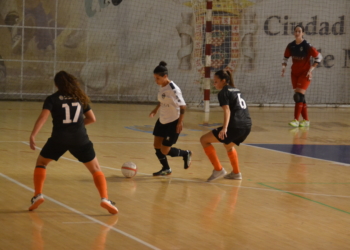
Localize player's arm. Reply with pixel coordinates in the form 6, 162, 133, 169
281, 45, 291, 77
219, 105, 230, 140
306, 49, 323, 80
176, 105, 186, 133
149, 102, 160, 118
84, 110, 96, 125
29, 109, 51, 150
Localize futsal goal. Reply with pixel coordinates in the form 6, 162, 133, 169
0, 0, 349, 107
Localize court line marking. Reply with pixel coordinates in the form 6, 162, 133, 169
259, 182, 350, 185
0, 173, 161, 250
20, 142, 350, 199
62, 221, 96, 224
243, 144, 350, 167
258, 183, 350, 215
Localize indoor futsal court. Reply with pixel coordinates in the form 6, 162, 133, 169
1, 102, 350, 249
1, 0, 350, 249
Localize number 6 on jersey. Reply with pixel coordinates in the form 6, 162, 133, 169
237, 93, 247, 109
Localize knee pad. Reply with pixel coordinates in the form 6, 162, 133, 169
293, 92, 305, 103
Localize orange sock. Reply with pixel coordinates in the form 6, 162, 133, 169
227, 149, 240, 174
93, 171, 108, 199
33, 166, 46, 196
204, 145, 222, 171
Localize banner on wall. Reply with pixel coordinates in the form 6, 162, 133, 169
0, 0, 348, 104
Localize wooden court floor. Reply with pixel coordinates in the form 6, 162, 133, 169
1, 101, 350, 250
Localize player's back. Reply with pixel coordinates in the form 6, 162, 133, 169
218, 85, 252, 128
44, 92, 90, 145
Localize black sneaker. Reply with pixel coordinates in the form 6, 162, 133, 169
153, 168, 172, 176
183, 150, 192, 169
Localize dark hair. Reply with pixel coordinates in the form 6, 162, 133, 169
214, 70, 235, 87
54, 71, 90, 108
153, 61, 168, 77
294, 25, 305, 33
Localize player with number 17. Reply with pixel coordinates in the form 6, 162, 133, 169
200, 70, 252, 182
28, 71, 118, 214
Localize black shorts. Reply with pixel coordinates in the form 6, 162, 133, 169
153, 119, 180, 147
212, 127, 251, 145
40, 138, 96, 163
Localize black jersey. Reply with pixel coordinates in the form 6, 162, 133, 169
43, 91, 91, 145
218, 85, 252, 128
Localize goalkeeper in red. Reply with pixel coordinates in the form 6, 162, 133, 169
281, 25, 322, 127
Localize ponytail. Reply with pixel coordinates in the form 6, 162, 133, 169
226, 71, 234, 87
214, 70, 235, 87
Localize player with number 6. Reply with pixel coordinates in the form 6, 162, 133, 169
200, 70, 252, 182
28, 71, 118, 214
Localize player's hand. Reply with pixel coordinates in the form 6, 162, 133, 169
29, 136, 36, 150
149, 110, 157, 118
306, 70, 313, 80
176, 122, 183, 133
218, 127, 227, 140
281, 66, 286, 77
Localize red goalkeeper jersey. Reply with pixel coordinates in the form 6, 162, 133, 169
284, 40, 320, 75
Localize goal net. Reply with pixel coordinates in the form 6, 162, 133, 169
0, 0, 349, 105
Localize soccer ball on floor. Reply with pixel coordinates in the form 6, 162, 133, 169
121, 162, 137, 178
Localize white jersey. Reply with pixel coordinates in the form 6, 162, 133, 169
158, 81, 186, 124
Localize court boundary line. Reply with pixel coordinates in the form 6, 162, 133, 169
0, 172, 161, 250
258, 183, 350, 215
243, 144, 350, 167
19, 142, 350, 199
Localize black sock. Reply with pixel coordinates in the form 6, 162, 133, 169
155, 149, 170, 170
167, 147, 188, 157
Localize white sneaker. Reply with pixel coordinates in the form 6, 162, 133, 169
29, 194, 44, 211
289, 119, 299, 127
224, 172, 242, 180
299, 120, 310, 127
207, 168, 227, 182
101, 198, 118, 214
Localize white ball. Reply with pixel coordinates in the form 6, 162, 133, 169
121, 162, 137, 178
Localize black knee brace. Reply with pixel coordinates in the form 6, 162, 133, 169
293, 92, 305, 103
